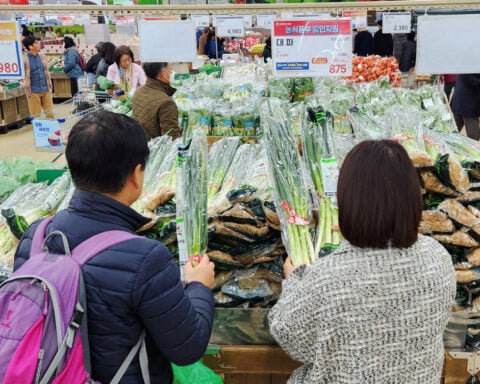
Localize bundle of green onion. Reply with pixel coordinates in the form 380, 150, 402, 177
176, 129, 208, 277
260, 98, 315, 266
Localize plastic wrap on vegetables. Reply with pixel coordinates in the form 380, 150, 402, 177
292, 77, 314, 102
286, 102, 306, 137
267, 77, 292, 100
260, 98, 316, 266
186, 99, 213, 138
207, 137, 241, 201
211, 101, 235, 136
439, 133, 480, 181
209, 143, 258, 215
347, 106, 387, 141
0, 217, 17, 277
176, 129, 208, 278
333, 134, 356, 166
388, 106, 434, 168
223, 80, 253, 102
232, 98, 258, 137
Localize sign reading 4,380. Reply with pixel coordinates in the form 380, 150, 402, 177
0, 22, 24, 80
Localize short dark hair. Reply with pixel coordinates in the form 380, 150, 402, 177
65, 111, 149, 194
99, 42, 116, 65
22, 36, 38, 51
115, 45, 134, 67
64, 36, 76, 49
142, 62, 168, 79
377, 20, 383, 27
337, 140, 422, 249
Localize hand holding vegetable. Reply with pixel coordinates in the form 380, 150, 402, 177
184, 254, 215, 289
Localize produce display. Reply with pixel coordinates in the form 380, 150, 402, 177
345, 55, 401, 86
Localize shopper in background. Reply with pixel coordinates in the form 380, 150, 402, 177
21, 24, 33, 38
85, 42, 103, 89
440, 74, 458, 103
269, 139, 456, 384
22, 36, 54, 118
196, 27, 204, 50
204, 30, 224, 60
373, 20, 393, 57
262, 36, 272, 63
44, 26, 56, 40
13, 110, 215, 383
107, 45, 146, 93
353, 27, 374, 56
451, 74, 480, 141
198, 26, 210, 55
398, 31, 416, 73
95, 41, 116, 86
132, 62, 182, 140
392, 32, 408, 62
63, 36, 84, 96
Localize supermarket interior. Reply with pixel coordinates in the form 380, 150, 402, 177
1, 0, 480, 383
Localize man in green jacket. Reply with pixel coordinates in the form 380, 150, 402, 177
132, 62, 182, 140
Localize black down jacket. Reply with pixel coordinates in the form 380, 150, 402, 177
13, 189, 215, 383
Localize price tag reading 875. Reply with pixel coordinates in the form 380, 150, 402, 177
273, 19, 352, 78
382, 12, 411, 34
0, 22, 24, 80
216, 16, 245, 38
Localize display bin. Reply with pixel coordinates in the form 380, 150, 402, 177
50, 72, 73, 99
204, 345, 301, 384
16, 93, 30, 122
0, 98, 18, 126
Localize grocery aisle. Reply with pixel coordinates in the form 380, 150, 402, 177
0, 123, 66, 166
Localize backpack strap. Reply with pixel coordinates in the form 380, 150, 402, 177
71, 230, 139, 265
30, 216, 54, 256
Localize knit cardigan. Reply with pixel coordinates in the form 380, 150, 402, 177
269, 235, 456, 384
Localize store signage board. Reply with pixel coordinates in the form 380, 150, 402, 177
382, 12, 411, 34
32, 119, 63, 152
238, 14, 253, 28
0, 22, 24, 80
272, 19, 352, 78
85, 24, 110, 45
138, 21, 196, 62
60, 15, 74, 26
115, 15, 136, 27
191, 14, 210, 27
216, 16, 245, 38
256, 13, 276, 29
416, 14, 480, 74
280, 12, 331, 20
342, 10, 367, 30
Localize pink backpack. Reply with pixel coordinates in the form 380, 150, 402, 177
0, 216, 150, 384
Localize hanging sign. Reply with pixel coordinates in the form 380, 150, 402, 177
256, 13, 275, 29
382, 12, 411, 34
216, 16, 245, 37
272, 19, 352, 78
191, 14, 210, 27
32, 119, 63, 152
138, 21, 196, 62
60, 15, 74, 26
342, 10, 367, 30
281, 12, 331, 20
0, 22, 24, 80
115, 15, 135, 26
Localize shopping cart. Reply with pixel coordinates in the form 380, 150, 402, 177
32, 91, 109, 153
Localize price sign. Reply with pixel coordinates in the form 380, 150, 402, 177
216, 16, 245, 38
382, 12, 411, 34
281, 12, 331, 20
342, 10, 367, 30
0, 22, 24, 80
191, 14, 210, 27
256, 13, 275, 29
32, 119, 63, 152
273, 19, 352, 78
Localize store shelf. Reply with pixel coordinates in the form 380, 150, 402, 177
1, 0, 479, 16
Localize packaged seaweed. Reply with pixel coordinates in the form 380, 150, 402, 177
419, 210, 455, 235
467, 249, 480, 267
419, 170, 459, 197
434, 154, 470, 194
438, 199, 480, 228
456, 268, 480, 284
433, 231, 479, 248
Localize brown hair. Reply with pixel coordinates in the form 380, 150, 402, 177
114, 45, 134, 67
337, 139, 422, 249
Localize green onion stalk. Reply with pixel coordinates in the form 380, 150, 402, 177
302, 106, 342, 257
260, 98, 315, 266
207, 137, 241, 202
176, 129, 208, 279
